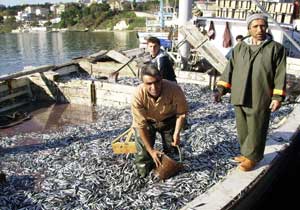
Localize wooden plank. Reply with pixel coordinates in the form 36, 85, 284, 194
287, 3, 294, 14
88, 50, 108, 59
0, 78, 29, 92
179, 23, 227, 73
281, 3, 287, 13
122, 48, 145, 58
106, 50, 131, 64
230, 0, 236, 9
269, 3, 275, 13
54, 65, 79, 76
287, 57, 300, 66
0, 90, 29, 103
86, 50, 108, 62
0, 65, 54, 81
275, 3, 282, 12
284, 14, 292, 24
0, 100, 29, 113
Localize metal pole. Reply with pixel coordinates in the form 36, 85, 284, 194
252, 0, 300, 54
178, 0, 192, 70
160, 0, 165, 29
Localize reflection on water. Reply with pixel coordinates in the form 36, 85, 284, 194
0, 31, 139, 75
0, 104, 97, 137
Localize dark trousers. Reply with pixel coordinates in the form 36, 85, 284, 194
234, 106, 270, 162
134, 115, 176, 177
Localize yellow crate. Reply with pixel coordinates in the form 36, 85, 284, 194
112, 128, 137, 154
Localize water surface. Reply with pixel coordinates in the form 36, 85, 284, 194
0, 31, 139, 75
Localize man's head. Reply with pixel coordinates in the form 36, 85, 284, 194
147, 36, 161, 58
246, 13, 268, 29
236, 35, 243, 43
140, 64, 162, 98
246, 13, 268, 43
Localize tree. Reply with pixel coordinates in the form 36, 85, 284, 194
131, 0, 136, 10
44, 21, 52, 27
60, 4, 82, 26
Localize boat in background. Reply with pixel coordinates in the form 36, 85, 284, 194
137, 0, 177, 49
137, 31, 172, 49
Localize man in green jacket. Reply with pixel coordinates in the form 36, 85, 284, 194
214, 13, 286, 171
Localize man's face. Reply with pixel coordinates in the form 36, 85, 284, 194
248, 19, 267, 42
147, 42, 160, 57
143, 75, 162, 98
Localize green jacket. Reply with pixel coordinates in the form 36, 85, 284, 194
217, 35, 286, 110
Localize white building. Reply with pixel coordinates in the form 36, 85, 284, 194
24, 6, 35, 14
78, 0, 108, 5
15, 11, 30, 22
36, 8, 49, 17
50, 17, 61, 24
50, 4, 66, 16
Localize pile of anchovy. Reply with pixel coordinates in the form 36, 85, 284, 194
0, 78, 294, 210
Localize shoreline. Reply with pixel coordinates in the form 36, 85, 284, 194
7, 27, 147, 34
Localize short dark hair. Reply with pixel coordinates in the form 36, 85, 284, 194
147, 36, 161, 46
140, 64, 161, 81
236, 35, 243, 40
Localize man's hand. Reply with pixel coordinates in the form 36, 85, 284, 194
213, 91, 222, 103
149, 149, 164, 168
172, 133, 180, 146
269, 100, 281, 112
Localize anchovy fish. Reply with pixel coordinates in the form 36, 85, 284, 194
0, 78, 294, 210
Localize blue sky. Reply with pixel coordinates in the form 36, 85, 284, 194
0, 0, 77, 6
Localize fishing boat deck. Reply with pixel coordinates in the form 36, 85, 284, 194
0, 77, 298, 209
0, 43, 299, 209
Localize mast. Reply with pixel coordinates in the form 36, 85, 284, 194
160, 0, 165, 29
178, 0, 192, 70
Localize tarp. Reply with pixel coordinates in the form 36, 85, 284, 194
283, 29, 300, 58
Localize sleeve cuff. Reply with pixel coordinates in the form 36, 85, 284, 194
272, 95, 285, 102
216, 85, 230, 95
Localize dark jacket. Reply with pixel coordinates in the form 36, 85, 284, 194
150, 49, 177, 82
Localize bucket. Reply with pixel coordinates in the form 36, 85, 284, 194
155, 146, 183, 180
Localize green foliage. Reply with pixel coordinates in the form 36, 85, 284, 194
30, 21, 39, 27
122, 2, 132, 11
82, 7, 90, 17
0, 16, 19, 33
52, 22, 60, 28
0, 2, 149, 32
81, 15, 95, 28
96, 11, 145, 30
139, 1, 160, 12
60, 3, 82, 26
58, 19, 67, 28
127, 17, 146, 30
59, 2, 114, 29
2, 9, 17, 16
44, 21, 52, 27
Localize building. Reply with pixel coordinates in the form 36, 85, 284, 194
36, 7, 49, 17
50, 4, 66, 16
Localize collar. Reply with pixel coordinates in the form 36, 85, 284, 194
243, 34, 272, 45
